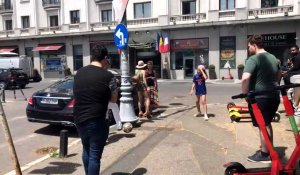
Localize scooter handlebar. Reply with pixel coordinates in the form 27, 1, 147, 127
232, 83, 300, 99
232, 94, 247, 99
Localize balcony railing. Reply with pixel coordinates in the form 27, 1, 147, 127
219, 10, 235, 18
0, 4, 13, 15
95, 0, 112, 3
127, 17, 158, 26
69, 23, 80, 30
0, 30, 14, 37
38, 26, 62, 34
42, 0, 61, 10
248, 5, 293, 17
170, 13, 206, 23
90, 21, 117, 28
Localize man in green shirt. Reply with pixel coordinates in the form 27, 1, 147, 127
241, 35, 281, 163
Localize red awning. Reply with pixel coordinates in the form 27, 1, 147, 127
33, 45, 63, 51
0, 48, 17, 52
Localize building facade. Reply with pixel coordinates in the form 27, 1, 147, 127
0, 0, 299, 79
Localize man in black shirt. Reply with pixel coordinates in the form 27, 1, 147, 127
73, 44, 118, 175
283, 45, 300, 85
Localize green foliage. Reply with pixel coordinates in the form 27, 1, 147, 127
237, 64, 244, 69
208, 64, 215, 69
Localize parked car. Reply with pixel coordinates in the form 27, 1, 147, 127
0, 68, 29, 89
26, 69, 138, 126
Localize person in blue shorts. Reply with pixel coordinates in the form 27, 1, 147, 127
190, 65, 209, 120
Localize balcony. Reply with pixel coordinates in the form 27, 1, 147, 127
170, 13, 206, 25
90, 21, 116, 31
127, 17, 159, 27
0, 30, 14, 37
248, 5, 293, 19
42, 0, 61, 10
0, 4, 13, 15
95, 0, 112, 4
38, 26, 62, 35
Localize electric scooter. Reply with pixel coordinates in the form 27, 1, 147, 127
222, 68, 234, 80
224, 84, 300, 175
227, 102, 280, 123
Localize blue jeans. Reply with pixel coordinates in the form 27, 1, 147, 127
76, 118, 109, 175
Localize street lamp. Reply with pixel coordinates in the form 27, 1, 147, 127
119, 11, 139, 125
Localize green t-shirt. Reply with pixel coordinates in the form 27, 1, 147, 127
244, 52, 280, 98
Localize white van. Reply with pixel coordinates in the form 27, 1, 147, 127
0, 52, 41, 82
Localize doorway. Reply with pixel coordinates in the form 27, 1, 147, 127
183, 56, 194, 78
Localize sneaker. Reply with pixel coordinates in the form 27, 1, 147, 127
116, 122, 122, 130
193, 112, 201, 117
247, 151, 271, 163
204, 114, 209, 121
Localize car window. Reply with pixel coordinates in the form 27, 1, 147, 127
49, 78, 74, 90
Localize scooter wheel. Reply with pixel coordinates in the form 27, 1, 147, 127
230, 115, 236, 122
227, 102, 236, 110
225, 162, 247, 175
273, 113, 280, 122
235, 118, 241, 122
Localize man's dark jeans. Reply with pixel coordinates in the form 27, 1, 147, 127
76, 118, 109, 175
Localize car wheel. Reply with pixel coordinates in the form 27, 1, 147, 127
0, 82, 7, 90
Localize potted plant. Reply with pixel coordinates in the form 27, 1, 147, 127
208, 64, 217, 80
237, 64, 244, 80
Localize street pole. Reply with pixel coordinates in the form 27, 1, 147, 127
0, 100, 22, 175
119, 11, 138, 123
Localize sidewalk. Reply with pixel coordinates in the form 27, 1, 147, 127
15, 100, 299, 175
158, 78, 241, 84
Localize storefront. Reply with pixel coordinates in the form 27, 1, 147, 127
33, 44, 66, 79
170, 38, 209, 79
220, 36, 236, 69
262, 33, 296, 66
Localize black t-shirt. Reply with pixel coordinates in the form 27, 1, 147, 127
73, 65, 117, 124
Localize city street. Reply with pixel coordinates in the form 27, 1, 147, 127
1, 80, 298, 174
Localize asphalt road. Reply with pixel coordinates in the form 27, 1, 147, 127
0, 80, 242, 174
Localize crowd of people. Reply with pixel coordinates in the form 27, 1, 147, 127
70, 34, 300, 174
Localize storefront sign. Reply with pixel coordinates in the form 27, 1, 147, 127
220, 36, 236, 69
248, 33, 295, 47
171, 38, 209, 51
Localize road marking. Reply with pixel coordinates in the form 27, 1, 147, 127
0, 133, 37, 149
5, 139, 81, 175
8, 116, 26, 122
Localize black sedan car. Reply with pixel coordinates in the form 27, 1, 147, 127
26, 69, 138, 126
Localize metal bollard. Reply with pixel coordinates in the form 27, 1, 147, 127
2, 89, 5, 103
59, 130, 68, 158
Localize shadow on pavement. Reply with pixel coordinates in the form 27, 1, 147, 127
107, 133, 136, 145
111, 167, 147, 175
169, 103, 183, 106
28, 162, 81, 174
34, 125, 79, 138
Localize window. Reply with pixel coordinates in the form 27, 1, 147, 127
73, 45, 83, 71
134, 2, 151, 18
101, 10, 112, 22
50, 15, 58, 27
220, 0, 235, 10
5, 20, 12, 30
21, 16, 30, 29
182, 0, 196, 15
4, 0, 12, 9
70, 10, 80, 24
261, 0, 278, 8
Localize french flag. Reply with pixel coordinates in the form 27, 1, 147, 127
163, 33, 169, 53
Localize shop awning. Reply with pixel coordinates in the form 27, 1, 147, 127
33, 45, 63, 51
0, 48, 17, 53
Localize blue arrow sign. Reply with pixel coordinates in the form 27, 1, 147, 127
114, 24, 129, 49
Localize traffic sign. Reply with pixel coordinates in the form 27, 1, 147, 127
113, 0, 129, 23
114, 24, 129, 49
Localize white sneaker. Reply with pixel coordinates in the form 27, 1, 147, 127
116, 122, 122, 130
193, 112, 201, 117
204, 114, 209, 121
